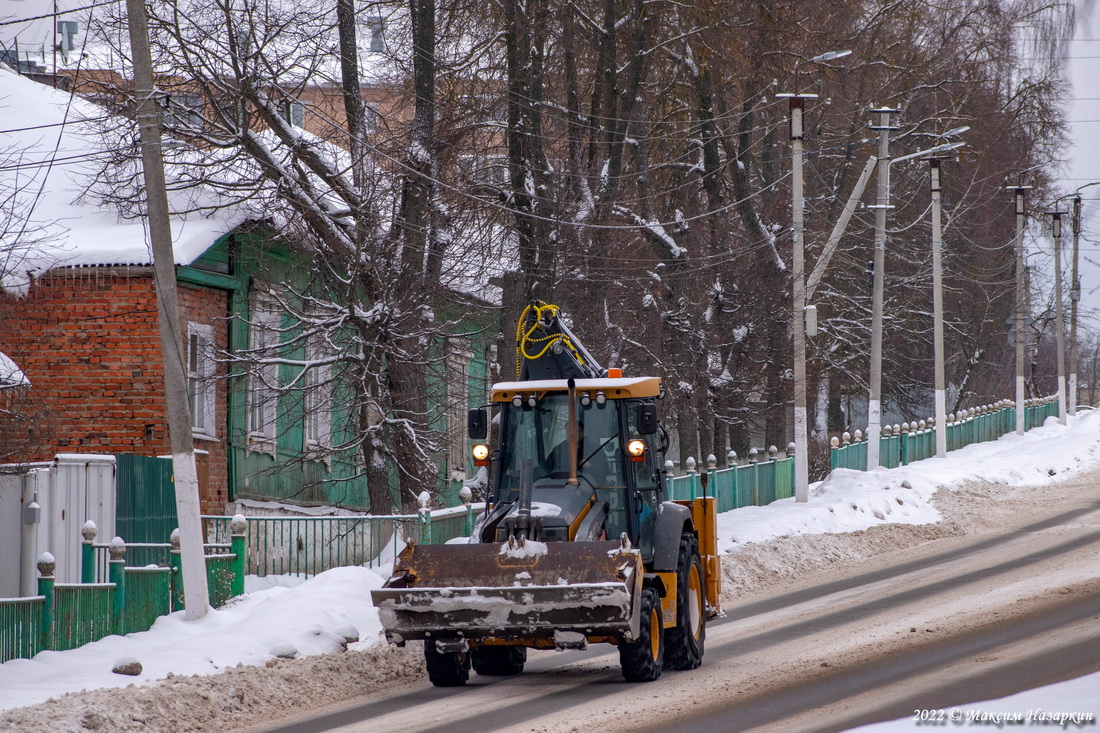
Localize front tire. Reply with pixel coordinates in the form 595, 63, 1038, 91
471, 645, 527, 676
664, 532, 706, 670
424, 641, 471, 687
619, 587, 664, 682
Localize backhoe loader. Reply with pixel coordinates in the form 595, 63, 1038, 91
371, 302, 721, 685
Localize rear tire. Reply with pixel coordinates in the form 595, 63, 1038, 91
619, 587, 664, 682
424, 641, 471, 687
664, 532, 706, 671
471, 645, 527, 676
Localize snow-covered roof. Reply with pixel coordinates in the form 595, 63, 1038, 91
0, 67, 252, 294
0, 350, 29, 389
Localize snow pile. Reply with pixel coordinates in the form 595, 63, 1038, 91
718, 410, 1100, 550
0, 566, 387, 713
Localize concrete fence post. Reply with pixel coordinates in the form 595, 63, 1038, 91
460, 485, 474, 537
170, 529, 183, 612
108, 537, 126, 635
81, 521, 98, 584
230, 515, 247, 598
418, 492, 432, 545
37, 553, 55, 652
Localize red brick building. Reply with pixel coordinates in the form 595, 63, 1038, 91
1, 263, 232, 515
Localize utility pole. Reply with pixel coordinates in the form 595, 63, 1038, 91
1069, 195, 1081, 415
1049, 211, 1067, 424
1010, 186, 1031, 435
928, 157, 948, 457
777, 92, 817, 502
866, 107, 897, 470
125, 0, 209, 619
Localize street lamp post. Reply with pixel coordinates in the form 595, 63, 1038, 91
777, 92, 817, 502
777, 48, 850, 502
1009, 186, 1031, 435
928, 157, 949, 457
865, 107, 898, 470
1070, 195, 1081, 415
1049, 211, 1067, 424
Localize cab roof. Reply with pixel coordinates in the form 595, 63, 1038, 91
491, 376, 662, 402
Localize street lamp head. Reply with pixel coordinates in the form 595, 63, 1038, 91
941, 125, 970, 137
811, 49, 852, 63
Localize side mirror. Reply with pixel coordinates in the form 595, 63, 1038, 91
637, 403, 658, 435
468, 408, 488, 440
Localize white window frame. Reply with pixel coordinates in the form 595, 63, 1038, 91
304, 334, 332, 450
187, 323, 216, 439
248, 305, 280, 447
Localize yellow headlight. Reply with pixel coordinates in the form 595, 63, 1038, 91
471, 444, 490, 461
627, 439, 646, 458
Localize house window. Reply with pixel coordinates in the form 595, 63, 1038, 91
304, 334, 331, 449
282, 98, 305, 128
367, 16, 384, 52
162, 93, 203, 131
446, 351, 472, 479
248, 306, 280, 444
365, 103, 380, 134
188, 323, 216, 438
457, 155, 509, 187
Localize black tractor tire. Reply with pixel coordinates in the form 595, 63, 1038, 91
471, 645, 527, 676
663, 532, 706, 671
424, 641, 471, 687
619, 587, 664, 682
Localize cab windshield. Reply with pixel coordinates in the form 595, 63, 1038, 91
496, 394, 624, 500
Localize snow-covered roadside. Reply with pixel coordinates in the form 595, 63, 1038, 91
0, 411, 1098, 731
718, 408, 1100, 552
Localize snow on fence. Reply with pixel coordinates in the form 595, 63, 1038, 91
830, 396, 1059, 470
666, 449, 795, 512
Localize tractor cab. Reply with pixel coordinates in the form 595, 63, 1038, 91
471, 377, 665, 557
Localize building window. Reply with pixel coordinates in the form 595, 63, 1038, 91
304, 334, 331, 449
446, 351, 472, 479
248, 306, 280, 444
162, 93, 203, 131
457, 155, 509, 188
365, 103, 380, 134
188, 323, 216, 438
282, 98, 305, 128
367, 16, 384, 52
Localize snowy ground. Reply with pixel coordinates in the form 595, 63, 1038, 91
1, 410, 1099, 731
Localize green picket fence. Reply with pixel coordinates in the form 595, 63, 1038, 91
666, 453, 795, 510
1, 524, 245, 664
831, 396, 1059, 471
0, 595, 42, 661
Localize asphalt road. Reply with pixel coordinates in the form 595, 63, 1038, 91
256, 488, 1100, 733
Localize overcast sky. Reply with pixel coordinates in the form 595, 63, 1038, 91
1056, 4, 1100, 324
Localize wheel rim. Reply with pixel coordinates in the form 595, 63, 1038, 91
649, 606, 661, 659
688, 562, 703, 640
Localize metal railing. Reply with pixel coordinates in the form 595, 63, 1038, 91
831, 396, 1060, 471
666, 452, 795, 510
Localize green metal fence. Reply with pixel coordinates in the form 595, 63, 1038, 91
666, 454, 795, 510
0, 595, 43, 662
830, 396, 1059, 471
52, 583, 114, 651
121, 568, 172, 635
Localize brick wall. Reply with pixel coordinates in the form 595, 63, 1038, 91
0, 266, 231, 514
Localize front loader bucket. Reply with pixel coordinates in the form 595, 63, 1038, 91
371, 540, 642, 644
